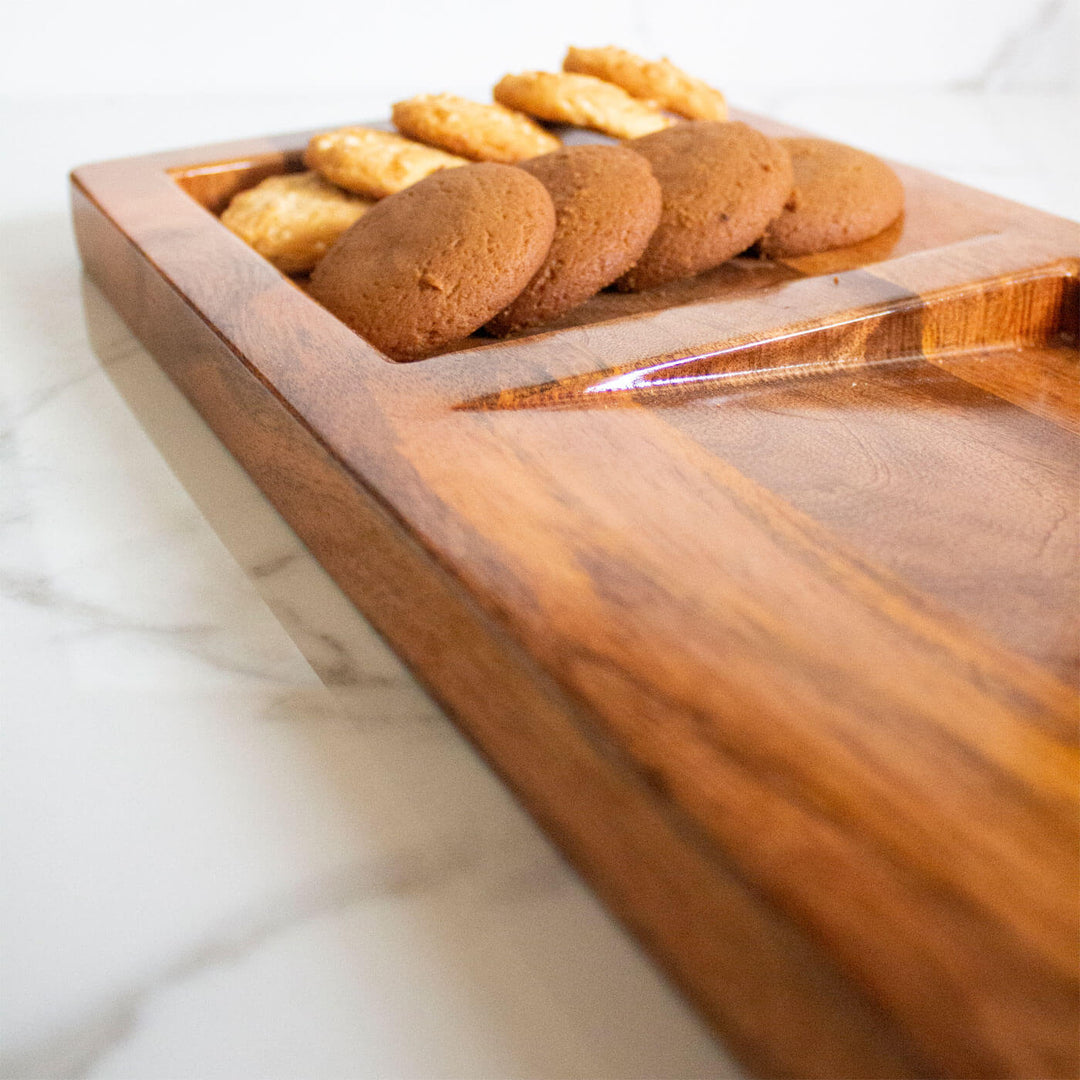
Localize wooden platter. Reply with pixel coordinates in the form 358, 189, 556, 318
70, 113, 1079, 1079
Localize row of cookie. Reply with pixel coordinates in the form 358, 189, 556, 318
221, 46, 728, 274
307, 47, 729, 194
374, 45, 729, 171
304, 121, 905, 360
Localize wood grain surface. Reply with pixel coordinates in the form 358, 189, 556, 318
71, 113, 1079, 1079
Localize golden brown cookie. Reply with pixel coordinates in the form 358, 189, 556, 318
219, 171, 373, 275
617, 121, 793, 291
759, 137, 904, 257
486, 144, 662, 335
563, 45, 727, 121
302, 127, 467, 199
391, 93, 561, 163
309, 163, 556, 361
493, 71, 675, 140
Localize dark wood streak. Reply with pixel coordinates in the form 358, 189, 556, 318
72, 111, 1079, 1079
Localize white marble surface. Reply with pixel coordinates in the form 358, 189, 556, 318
5, 0, 1077, 95
1, 82, 1078, 1080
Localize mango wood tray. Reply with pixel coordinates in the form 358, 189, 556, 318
70, 113, 1079, 1080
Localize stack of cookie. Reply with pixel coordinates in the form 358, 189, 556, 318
221, 45, 904, 360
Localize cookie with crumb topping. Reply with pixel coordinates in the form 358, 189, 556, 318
563, 46, 727, 121
303, 126, 467, 199
494, 71, 675, 140
220, 170, 373, 275
392, 93, 560, 163
309, 163, 556, 360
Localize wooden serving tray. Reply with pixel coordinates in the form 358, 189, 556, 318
71, 114, 1079, 1080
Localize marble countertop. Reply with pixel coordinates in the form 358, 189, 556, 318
2, 89, 1077, 1079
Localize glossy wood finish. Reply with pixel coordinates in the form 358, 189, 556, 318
71, 115, 1079, 1079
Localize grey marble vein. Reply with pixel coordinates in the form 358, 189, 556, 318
248, 550, 302, 579
0, 568, 287, 682
0, 367, 100, 439
269, 600, 406, 690
0, 834, 563, 1080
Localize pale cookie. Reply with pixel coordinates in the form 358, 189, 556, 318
309, 163, 556, 361
759, 137, 905, 258
302, 127, 467, 200
220, 170, 373, 275
493, 71, 675, 140
392, 93, 560, 163
563, 45, 727, 121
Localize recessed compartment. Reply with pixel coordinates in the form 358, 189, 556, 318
168, 134, 1033, 361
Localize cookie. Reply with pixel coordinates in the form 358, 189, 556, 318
219, 170, 373, 275
617, 121, 793, 291
493, 71, 675, 140
563, 45, 727, 121
486, 144, 662, 335
759, 137, 904, 257
303, 126, 467, 199
392, 93, 561, 163
309, 163, 556, 361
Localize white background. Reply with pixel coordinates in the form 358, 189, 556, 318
4, 0, 1077, 97
4, 0, 1077, 219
